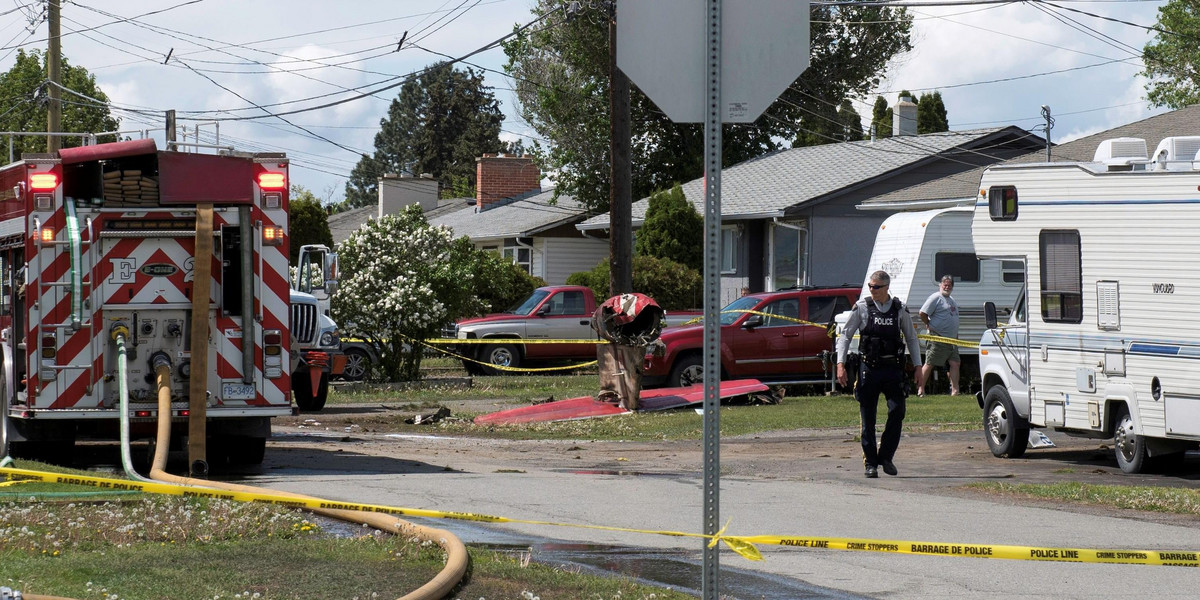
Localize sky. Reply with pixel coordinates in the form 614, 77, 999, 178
0, 0, 1176, 205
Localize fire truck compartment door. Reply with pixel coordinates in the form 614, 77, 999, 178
158, 152, 254, 205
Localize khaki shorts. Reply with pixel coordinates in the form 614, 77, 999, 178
926, 341, 960, 367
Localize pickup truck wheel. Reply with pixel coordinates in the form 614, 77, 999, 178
293, 372, 329, 412
1113, 405, 1147, 474
669, 354, 704, 388
984, 386, 1028, 458
481, 344, 520, 375
341, 348, 369, 382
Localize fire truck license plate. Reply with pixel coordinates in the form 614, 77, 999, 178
222, 383, 256, 400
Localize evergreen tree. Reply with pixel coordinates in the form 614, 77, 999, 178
871, 96, 893, 139
343, 63, 504, 209
634, 184, 702, 271
917, 91, 949, 133
837, 100, 865, 142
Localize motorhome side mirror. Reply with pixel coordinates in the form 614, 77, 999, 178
984, 302, 998, 329
744, 314, 763, 329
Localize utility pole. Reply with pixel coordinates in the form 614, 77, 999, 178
47, 0, 61, 153
1041, 105, 1053, 162
608, 1, 632, 296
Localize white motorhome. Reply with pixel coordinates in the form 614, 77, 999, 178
837, 207, 1024, 383
975, 136, 1200, 474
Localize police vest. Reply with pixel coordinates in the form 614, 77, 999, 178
860, 299, 904, 367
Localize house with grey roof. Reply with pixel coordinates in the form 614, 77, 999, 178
325, 155, 606, 285
860, 104, 1200, 213
428, 154, 607, 285
577, 120, 1045, 304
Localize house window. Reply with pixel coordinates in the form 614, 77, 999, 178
1001, 260, 1025, 284
988, 186, 1018, 221
1040, 229, 1082, 323
933, 252, 980, 283
770, 220, 808, 291
721, 226, 740, 273
503, 242, 532, 275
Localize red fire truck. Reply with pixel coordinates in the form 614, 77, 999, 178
0, 139, 339, 466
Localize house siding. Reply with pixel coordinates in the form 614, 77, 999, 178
539, 237, 609, 285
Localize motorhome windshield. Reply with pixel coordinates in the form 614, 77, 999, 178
720, 296, 759, 326
509, 289, 551, 315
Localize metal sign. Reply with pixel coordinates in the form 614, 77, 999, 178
617, 0, 810, 123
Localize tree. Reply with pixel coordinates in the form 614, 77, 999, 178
289, 185, 333, 264
505, 3, 913, 210
343, 63, 504, 209
566, 255, 701, 311
331, 205, 483, 381
470, 250, 547, 314
917, 91, 949, 134
870, 96, 893, 139
837, 100, 865, 142
1142, 0, 1200, 109
634, 184, 702, 271
0, 49, 119, 155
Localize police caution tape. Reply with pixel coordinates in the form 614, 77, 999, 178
742, 535, 1200, 567
5, 466, 1197, 567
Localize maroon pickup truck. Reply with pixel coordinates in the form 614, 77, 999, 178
642, 286, 859, 388
444, 286, 701, 375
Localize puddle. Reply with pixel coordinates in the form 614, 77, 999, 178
559, 469, 691, 478
394, 517, 864, 600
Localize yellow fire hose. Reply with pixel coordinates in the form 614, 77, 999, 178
146, 363, 470, 600
19, 335, 470, 600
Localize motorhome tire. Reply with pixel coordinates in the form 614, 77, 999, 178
984, 386, 1028, 458
341, 347, 370, 382
1113, 406, 1147, 474
669, 354, 704, 388
481, 344, 520, 375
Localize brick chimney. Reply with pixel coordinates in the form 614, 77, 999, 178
476, 154, 540, 210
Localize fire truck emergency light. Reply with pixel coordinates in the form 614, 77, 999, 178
263, 226, 284, 246
29, 173, 59, 190
39, 227, 54, 243
257, 172, 286, 189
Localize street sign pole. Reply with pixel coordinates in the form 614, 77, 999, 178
701, 1, 722, 598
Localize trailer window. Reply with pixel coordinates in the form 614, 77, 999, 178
933, 252, 980, 283
1039, 230, 1082, 323
988, 186, 1018, 221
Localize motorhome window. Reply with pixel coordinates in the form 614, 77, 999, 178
933, 252, 980, 283
721, 226, 740, 274
1001, 260, 1025, 284
220, 226, 243, 316
1039, 230, 1082, 323
988, 186, 1018, 221
808, 295, 852, 324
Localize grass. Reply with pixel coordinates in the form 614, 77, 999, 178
0, 460, 693, 600
319, 377, 983, 440
967, 481, 1200, 516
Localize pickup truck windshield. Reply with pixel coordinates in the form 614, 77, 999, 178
720, 296, 759, 326
509, 289, 551, 315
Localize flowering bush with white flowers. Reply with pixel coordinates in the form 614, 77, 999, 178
332, 205, 483, 381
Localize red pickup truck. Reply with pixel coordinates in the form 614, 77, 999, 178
444, 286, 700, 375
642, 286, 859, 388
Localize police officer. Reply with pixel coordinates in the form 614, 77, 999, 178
836, 270, 922, 478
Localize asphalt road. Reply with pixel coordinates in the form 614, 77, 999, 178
242, 417, 1200, 600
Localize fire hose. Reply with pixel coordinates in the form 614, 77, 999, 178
42, 331, 470, 600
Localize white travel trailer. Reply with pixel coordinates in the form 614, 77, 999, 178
975, 136, 1200, 473
839, 207, 1024, 383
